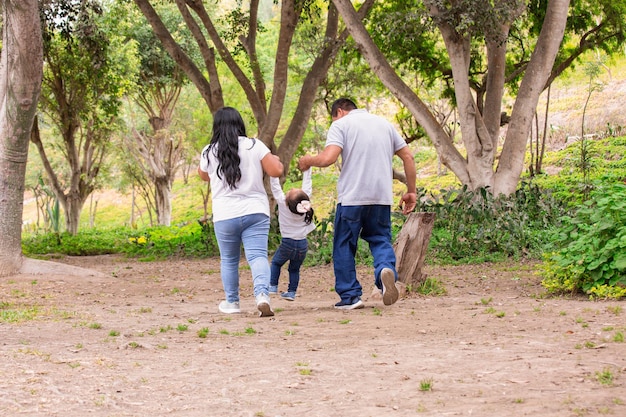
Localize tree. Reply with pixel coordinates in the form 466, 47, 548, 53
32, 0, 135, 234
113, 2, 192, 226
0, 0, 43, 276
333, 0, 566, 196
332, 0, 623, 196
133, 0, 374, 174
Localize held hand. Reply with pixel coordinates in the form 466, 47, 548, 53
400, 192, 417, 215
298, 155, 311, 171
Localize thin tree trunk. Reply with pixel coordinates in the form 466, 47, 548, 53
154, 178, 172, 227
64, 197, 84, 235
539, 84, 551, 174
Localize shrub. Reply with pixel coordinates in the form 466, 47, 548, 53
419, 182, 568, 264
121, 222, 219, 259
22, 228, 128, 256
23, 221, 220, 259
541, 183, 626, 299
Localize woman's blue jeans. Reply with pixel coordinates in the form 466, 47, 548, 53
332, 204, 397, 303
213, 213, 271, 303
270, 237, 308, 292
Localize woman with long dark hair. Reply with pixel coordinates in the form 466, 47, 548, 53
198, 107, 283, 317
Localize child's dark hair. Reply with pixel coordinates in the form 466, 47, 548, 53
286, 190, 314, 225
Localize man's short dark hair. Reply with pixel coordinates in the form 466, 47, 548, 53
330, 98, 357, 118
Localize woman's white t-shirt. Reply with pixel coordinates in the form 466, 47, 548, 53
199, 137, 270, 222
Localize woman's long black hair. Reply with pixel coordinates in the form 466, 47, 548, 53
203, 107, 247, 189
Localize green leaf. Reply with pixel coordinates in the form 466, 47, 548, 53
614, 253, 626, 270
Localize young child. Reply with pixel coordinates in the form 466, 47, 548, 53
269, 168, 316, 301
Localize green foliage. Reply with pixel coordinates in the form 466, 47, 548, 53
121, 222, 219, 259
541, 183, 626, 299
22, 229, 127, 256
23, 221, 219, 259
301, 208, 335, 265
533, 135, 626, 205
420, 183, 568, 263
48, 198, 61, 234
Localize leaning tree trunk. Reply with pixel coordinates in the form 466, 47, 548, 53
0, 0, 43, 277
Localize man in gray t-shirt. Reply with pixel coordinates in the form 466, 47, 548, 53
299, 98, 416, 310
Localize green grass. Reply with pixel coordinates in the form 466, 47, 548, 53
596, 368, 614, 385
419, 378, 434, 392
0, 303, 41, 323
412, 277, 447, 296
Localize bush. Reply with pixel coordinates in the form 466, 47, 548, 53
22, 228, 128, 256
419, 183, 568, 264
23, 221, 220, 260
541, 183, 626, 299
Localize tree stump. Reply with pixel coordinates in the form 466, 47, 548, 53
394, 212, 435, 286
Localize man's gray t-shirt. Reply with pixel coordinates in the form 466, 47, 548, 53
325, 109, 407, 206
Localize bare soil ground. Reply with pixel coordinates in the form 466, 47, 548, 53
1, 255, 625, 417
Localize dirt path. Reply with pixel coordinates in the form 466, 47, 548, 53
1, 255, 624, 416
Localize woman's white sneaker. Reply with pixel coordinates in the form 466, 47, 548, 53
218, 300, 241, 314
256, 293, 274, 317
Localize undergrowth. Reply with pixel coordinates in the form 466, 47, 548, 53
541, 183, 626, 299
417, 182, 568, 264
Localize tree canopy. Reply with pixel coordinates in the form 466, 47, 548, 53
333, 0, 625, 195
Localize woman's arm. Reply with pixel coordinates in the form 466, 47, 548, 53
197, 166, 210, 182
261, 153, 284, 177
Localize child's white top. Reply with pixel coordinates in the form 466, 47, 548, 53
270, 168, 316, 240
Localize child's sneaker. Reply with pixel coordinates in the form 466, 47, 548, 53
268, 285, 278, 294
280, 291, 296, 301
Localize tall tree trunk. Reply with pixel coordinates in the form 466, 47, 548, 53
495, 0, 570, 196
276, 0, 374, 171
438, 24, 495, 190
484, 28, 510, 146
334, 0, 569, 196
0, 0, 43, 277
331, 0, 470, 185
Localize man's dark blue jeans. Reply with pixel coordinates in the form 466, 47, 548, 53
332, 204, 397, 303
